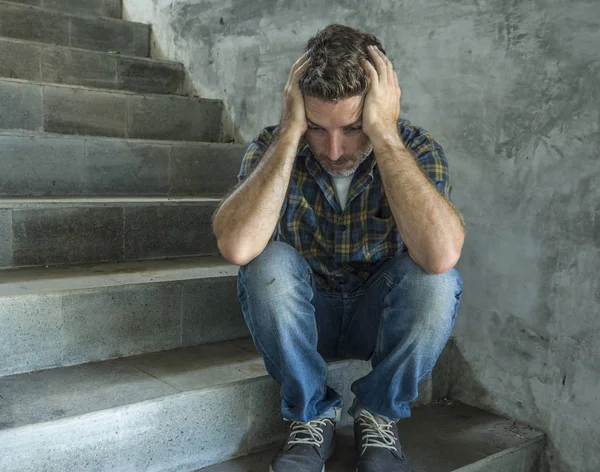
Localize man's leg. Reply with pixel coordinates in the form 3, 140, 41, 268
237, 241, 343, 422
344, 250, 463, 421
341, 251, 462, 471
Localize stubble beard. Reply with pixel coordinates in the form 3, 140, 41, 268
317, 145, 374, 177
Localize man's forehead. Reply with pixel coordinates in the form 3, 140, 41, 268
304, 96, 364, 128
306, 117, 362, 127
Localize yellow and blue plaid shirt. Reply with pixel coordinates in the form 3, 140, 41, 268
238, 118, 452, 292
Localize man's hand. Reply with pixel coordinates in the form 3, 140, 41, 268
280, 52, 310, 137
360, 46, 402, 144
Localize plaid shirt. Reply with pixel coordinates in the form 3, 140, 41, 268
237, 118, 452, 292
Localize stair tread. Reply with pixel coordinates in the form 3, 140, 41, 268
198, 402, 544, 472
0, 255, 236, 296
0, 75, 219, 102
0, 130, 244, 147
6, 0, 121, 19
0, 337, 358, 431
0, 196, 221, 205
0, 0, 146, 26
0, 36, 180, 66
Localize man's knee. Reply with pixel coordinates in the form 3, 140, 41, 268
238, 241, 310, 287
386, 252, 463, 333
389, 251, 462, 295
237, 241, 314, 328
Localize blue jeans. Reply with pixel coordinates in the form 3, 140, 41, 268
237, 241, 462, 423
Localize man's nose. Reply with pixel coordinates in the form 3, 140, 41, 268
327, 134, 343, 161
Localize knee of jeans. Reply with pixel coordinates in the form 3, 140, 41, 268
238, 241, 310, 292
387, 253, 463, 331
389, 252, 462, 291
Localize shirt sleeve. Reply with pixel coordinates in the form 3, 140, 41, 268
237, 127, 277, 184
399, 119, 453, 201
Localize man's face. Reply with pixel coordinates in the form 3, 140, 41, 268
304, 96, 373, 177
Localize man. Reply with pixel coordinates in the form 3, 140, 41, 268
213, 24, 465, 472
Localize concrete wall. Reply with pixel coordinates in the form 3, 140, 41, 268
122, 1, 600, 470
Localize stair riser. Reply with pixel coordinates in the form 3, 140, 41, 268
0, 38, 184, 94
0, 202, 220, 269
0, 135, 243, 197
0, 2, 147, 57
0, 275, 246, 377
0, 362, 373, 471
7, 0, 122, 18
0, 79, 225, 141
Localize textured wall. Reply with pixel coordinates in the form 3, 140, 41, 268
122, 1, 600, 470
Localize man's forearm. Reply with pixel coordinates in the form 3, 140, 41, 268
372, 135, 465, 274
213, 129, 302, 265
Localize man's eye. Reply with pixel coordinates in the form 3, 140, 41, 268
308, 127, 323, 131
345, 127, 362, 133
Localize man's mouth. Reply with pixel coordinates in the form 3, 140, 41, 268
328, 160, 348, 167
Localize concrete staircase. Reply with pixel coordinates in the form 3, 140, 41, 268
0, 1, 545, 471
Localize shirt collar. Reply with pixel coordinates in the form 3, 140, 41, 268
301, 144, 377, 212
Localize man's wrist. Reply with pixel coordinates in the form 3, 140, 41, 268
277, 123, 305, 143
368, 128, 405, 153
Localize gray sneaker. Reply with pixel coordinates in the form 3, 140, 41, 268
354, 410, 411, 472
269, 418, 336, 472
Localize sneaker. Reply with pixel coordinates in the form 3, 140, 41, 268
354, 410, 411, 472
269, 418, 336, 472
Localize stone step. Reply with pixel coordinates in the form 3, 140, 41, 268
0, 256, 246, 376
0, 133, 244, 197
0, 37, 184, 95
0, 78, 228, 141
0, 338, 378, 471
0, 1, 148, 56
200, 402, 545, 472
6, 0, 122, 18
0, 197, 222, 269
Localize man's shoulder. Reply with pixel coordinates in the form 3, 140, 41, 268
397, 117, 431, 142
251, 125, 279, 148
249, 125, 310, 158
396, 117, 444, 156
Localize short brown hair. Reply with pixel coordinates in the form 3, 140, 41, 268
299, 24, 385, 101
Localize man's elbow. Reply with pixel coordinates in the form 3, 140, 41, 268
217, 238, 257, 267
428, 246, 462, 274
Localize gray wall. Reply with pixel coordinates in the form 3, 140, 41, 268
123, 1, 600, 470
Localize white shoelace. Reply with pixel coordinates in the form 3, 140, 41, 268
288, 419, 329, 448
358, 410, 398, 456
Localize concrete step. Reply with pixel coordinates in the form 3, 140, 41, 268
0, 78, 228, 141
7, 0, 122, 18
0, 37, 184, 94
0, 133, 244, 197
200, 402, 545, 472
0, 256, 247, 376
0, 338, 378, 471
0, 1, 148, 56
0, 197, 222, 269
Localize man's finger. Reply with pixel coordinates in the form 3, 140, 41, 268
291, 59, 310, 89
368, 46, 387, 85
291, 52, 310, 73
388, 63, 398, 87
295, 57, 310, 73
361, 57, 378, 86
287, 55, 310, 88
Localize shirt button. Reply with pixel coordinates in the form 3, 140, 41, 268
340, 225, 347, 232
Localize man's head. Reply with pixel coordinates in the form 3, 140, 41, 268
299, 24, 385, 176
